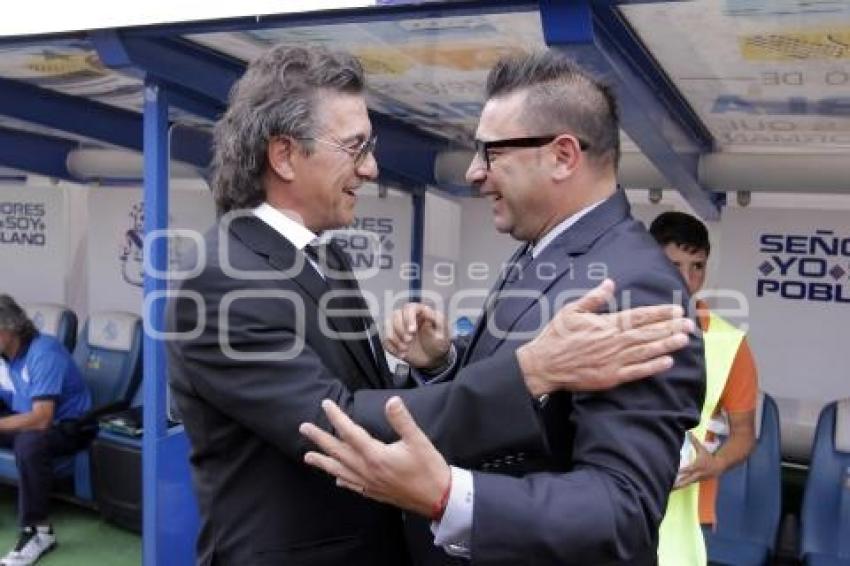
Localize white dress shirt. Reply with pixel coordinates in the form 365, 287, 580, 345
431, 197, 606, 558
253, 202, 323, 270
253, 202, 381, 361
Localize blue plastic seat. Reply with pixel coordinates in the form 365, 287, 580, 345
23, 303, 78, 353
72, 312, 143, 410
704, 392, 783, 566
704, 535, 770, 566
805, 554, 850, 566
800, 399, 850, 566
0, 311, 142, 501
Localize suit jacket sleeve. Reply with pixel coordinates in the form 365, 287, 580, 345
169, 271, 545, 467
465, 270, 705, 565
351, 349, 546, 466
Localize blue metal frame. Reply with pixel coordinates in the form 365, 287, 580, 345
141, 77, 169, 566
591, 1, 712, 149
0, 175, 28, 183
140, 79, 202, 566
122, 0, 539, 37
0, 1, 680, 48
0, 77, 143, 150
140, 77, 203, 566
90, 0, 713, 210
600, 0, 690, 4
90, 39, 446, 189
409, 187, 426, 298
0, 127, 77, 182
92, 32, 448, 189
0, 77, 211, 169
91, 30, 233, 121
91, 32, 243, 101
371, 113, 445, 188
0, 32, 87, 48
0, 0, 716, 206
540, 0, 720, 220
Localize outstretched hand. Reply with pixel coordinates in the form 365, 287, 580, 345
517, 279, 695, 397
300, 397, 451, 518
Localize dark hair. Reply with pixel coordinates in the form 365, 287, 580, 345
0, 294, 38, 344
649, 211, 710, 255
485, 50, 620, 169
212, 45, 366, 214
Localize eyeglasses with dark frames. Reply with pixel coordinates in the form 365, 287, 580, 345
473, 134, 590, 170
295, 133, 378, 166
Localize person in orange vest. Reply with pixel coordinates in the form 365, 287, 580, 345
650, 211, 759, 565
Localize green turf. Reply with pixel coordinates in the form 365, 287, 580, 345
0, 485, 140, 565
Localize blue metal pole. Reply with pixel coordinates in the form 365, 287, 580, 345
142, 77, 169, 566
409, 187, 426, 300
539, 0, 719, 220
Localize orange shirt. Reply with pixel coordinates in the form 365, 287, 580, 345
696, 301, 758, 525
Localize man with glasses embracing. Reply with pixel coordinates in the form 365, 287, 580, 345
299, 50, 705, 565
168, 45, 699, 566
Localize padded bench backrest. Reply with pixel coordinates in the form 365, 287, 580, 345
73, 312, 142, 409
24, 303, 78, 353
800, 399, 850, 559
714, 392, 782, 548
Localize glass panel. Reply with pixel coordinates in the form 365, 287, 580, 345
0, 39, 208, 126
188, 11, 549, 144
621, 0, 850, 153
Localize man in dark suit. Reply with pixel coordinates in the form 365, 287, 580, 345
300, 50, 705, 565
168, 45, 696, 566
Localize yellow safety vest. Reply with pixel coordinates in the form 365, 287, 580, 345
657, 313, 745, 566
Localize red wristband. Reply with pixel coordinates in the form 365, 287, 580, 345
431, 473, 452, 521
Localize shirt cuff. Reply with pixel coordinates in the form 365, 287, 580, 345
413, 344, 457, 385
430, 466, 474, 559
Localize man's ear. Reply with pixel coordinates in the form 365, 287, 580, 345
551, 135, 582, 182
267, 137, 296, 182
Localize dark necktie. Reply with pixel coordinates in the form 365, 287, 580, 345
304, 241, 379, 361
501, 244, 535, 288
304, 240, 354, 285
463, 244, 534, 365
484, 243, 534, 320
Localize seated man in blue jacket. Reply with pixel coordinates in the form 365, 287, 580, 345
0, 295, 91, 566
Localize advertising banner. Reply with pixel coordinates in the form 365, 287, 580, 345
190, 10, 546, 143
621, 0, 850, 152
0, 184, 67, 304
87, 187, 215, 314
714, 207, 850, 403
0, 39, 206, 126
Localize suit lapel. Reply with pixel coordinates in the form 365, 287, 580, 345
471, 246, 576, 361
468, 189, 632, 362
229, 216, 384, 389
461, 245, 526, 366
327, 243, 392, 387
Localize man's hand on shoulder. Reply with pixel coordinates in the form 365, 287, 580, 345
383, 303, 451, 370
517, 279, 694, 397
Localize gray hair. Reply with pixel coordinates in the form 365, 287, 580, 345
212, 45, 366, 214
0, 294, 37, 343
485, 50, 620, 169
